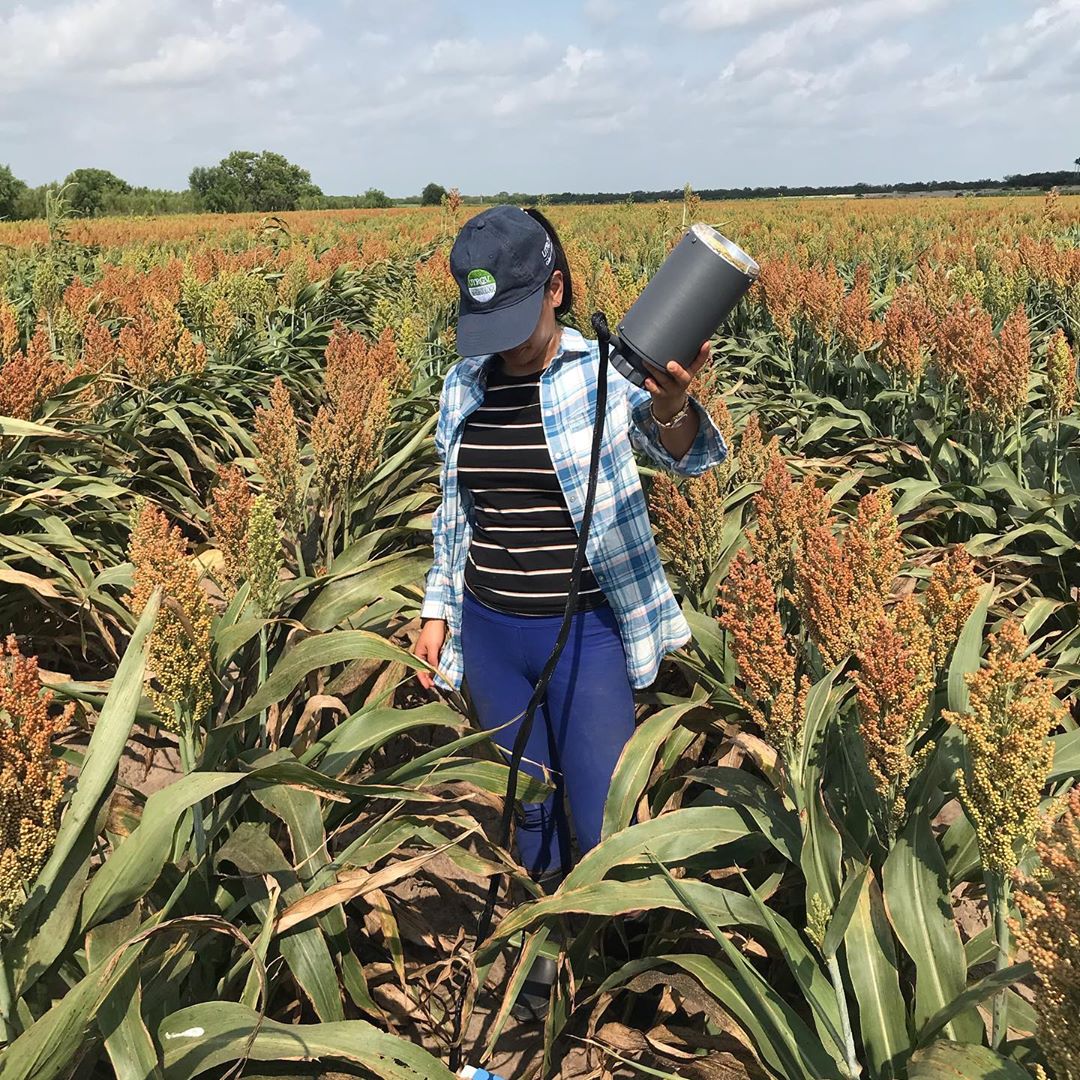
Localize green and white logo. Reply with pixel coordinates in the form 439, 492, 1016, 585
467, 268, 497, 303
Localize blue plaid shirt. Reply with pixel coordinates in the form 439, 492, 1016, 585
421, 326, 728, 691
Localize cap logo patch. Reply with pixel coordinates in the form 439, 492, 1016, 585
542, 236, 553, 265
467, 268, 497, 303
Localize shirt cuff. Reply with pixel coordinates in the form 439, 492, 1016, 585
420, 594, 448, 621
632, 394, 728, 476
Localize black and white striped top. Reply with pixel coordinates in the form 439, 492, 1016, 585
458, 361, 606, 616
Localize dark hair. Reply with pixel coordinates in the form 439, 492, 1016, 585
523, 207, 573, 321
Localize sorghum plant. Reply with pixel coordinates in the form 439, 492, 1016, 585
1015, 787, 1080, 1080
853, 598, 934, 838
128, 501, 213, 741
719, 549, 805, 757
946, 620, 1064, 1048
0, 637, 70, 927
209, 464, 254, 597
253, 376, 302, 535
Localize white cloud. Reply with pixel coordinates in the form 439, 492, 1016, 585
584, 0, 619, 23
563, 44, 603, 78
0, 0, 1074, 198
722, 0, 949, 77
0, 0, 319, 91
918, 64, 982, 110
659, 0, 830, 31
422, 33, 550, 77
0, 0, 168, 84
491, 44, 609, 118
982, 0, 1080, 81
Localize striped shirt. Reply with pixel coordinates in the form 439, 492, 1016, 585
458, 362, 605, 615
421, 327, 728, 692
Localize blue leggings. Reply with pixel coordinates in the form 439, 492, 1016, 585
460, 589, 636, 879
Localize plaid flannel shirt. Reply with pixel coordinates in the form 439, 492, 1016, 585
421, 326, 728, 691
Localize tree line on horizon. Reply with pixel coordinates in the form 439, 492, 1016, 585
2, 149, 1078, 222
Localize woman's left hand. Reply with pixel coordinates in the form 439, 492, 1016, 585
643, 340, 711, 423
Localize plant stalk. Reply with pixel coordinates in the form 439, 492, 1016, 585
0, 938, 16, 1045
826, 952, 862, 1079
1050, 418, 1060, 496
179, 723, 207, 862
258, 624, 269, 746
1015, 412, 1023, 486
991, 873, 1011, 1050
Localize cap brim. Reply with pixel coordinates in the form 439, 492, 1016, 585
455, 284, 546, 357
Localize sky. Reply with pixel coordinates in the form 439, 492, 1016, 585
1, 0, 1078, 197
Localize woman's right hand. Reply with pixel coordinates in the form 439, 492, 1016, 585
413, 619, 446, 690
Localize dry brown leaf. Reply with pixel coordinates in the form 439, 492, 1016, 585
731, 731, 779, 780
366, 659, 407, 706
326, 655, 384, 697
0, 565, 63, 598
274, 830, 476, 934
292, 693, 349, 751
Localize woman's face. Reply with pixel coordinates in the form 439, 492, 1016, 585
497, 270, 564, 374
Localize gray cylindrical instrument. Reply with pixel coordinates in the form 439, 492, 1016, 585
609, 223, 759, 387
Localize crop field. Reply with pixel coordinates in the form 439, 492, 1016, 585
0, 191, 1079, 1079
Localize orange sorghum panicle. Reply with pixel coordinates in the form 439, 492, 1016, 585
837, 264, 883, 357
748, 451, 795, 584
881, 285, 931, 388
0, 318, 68, 420
650, 472, 723, 592
931, 294, 993, 387
128, 502, 213, 732
1015, 787, 1080, 1080
968, 304, 1031, 429
312, 323, 399, 500
737, 412, 778, 486
253, 377, 302, 531
854, 599, 934, 834
843, 487, 903, 610
946, 621, 1062, 879
802, 264, 845, 343
719, 550, 802, 750
758, 259, 802, 345
793, 487, 903, 667
924, 545, 982, 667
792, 519, 856, 668
80, 318, 117, 375
749, 452, 829, 586
694, 369, 734, 449
209, 465, 254, 596
0, 635, 71, 925
62, 278, 98, 331
916, 259, 954, 319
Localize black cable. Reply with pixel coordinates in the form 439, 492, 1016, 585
448, 312, 612, 1073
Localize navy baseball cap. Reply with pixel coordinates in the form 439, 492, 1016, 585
450, 205, 556, 356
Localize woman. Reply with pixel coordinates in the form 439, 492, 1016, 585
413, 205, 727, 1010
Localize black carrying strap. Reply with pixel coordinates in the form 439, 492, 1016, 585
449, 313, 612, 1073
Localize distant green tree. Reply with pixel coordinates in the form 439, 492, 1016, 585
120, 187, 198, 215
1074, 155, 1080, 173
0, 164, 27, 220
15, 184, 48, 221
360, 188, 392, 209
63, 168, 131, 217
421, 182, 447, 206
189, 151, 322, 213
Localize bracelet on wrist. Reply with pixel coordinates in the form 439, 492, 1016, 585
651, 396, 691, 430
